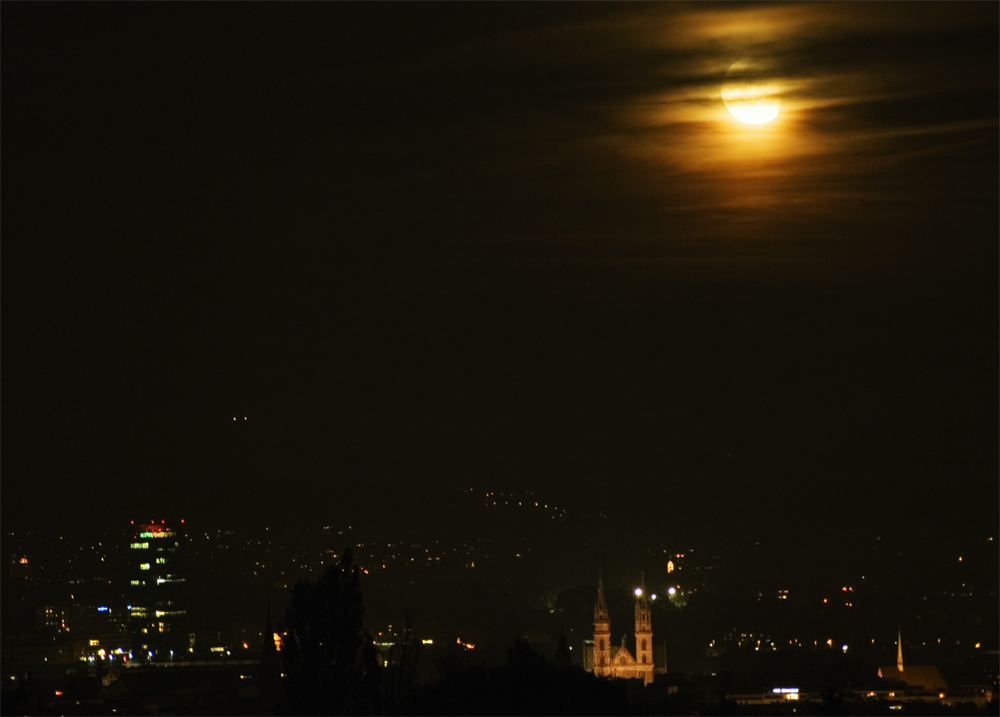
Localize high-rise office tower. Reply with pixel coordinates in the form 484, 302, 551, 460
128, 520, 187, 662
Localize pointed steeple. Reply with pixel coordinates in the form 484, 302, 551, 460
595, 571, 609, 620
896, 627, 904, 673
634, 570, 653, 683
637, 570, 649, 607
593, 571, 611, 676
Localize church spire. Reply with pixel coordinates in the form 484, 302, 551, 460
897, 627, 904, 673
593, 571, 611, 676
595, 571, 609, 619
634, 570, 653, 683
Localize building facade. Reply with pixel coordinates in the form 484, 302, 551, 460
584, 573, 655, 684
128, 520, 187, 662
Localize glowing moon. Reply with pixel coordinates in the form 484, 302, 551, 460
722, 59, 780, 125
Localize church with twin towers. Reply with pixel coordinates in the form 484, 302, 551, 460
583, 572, 656, 684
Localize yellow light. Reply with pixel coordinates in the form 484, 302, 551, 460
721, 59, 780, 125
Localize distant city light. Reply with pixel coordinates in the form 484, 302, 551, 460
634, 588, 643, 597
422, 639, 433, 645
842, 645, 848, 652
667, 587, 677, 596
650, 594, 657, 600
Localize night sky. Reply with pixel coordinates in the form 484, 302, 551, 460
3, 2, 997, 542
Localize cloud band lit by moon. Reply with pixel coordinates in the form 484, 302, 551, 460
722, 59, 781, 124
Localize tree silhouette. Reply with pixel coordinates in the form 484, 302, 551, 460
279, 549, 380, 715
552, 634, 572, 670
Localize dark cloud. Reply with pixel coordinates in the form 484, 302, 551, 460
2, 3, 996, 534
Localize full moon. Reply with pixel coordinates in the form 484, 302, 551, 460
722, 59, 781, 125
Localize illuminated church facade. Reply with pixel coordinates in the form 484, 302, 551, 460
583, 574, 655, 684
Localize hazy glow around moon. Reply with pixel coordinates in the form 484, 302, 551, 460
722, 59, 781, 124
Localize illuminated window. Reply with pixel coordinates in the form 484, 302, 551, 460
156, 558, 166, 564
131, 580, 141, 586
130, 542, 149, 550
140, 563, 151, 570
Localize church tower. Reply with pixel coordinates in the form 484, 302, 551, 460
593, 572, 611, 676
634, 571, 653, 684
